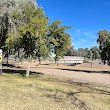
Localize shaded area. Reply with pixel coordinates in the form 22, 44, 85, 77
67, 80, 110, 95
44, 88, 87, 110
67, 63, 81, 66
2, 63, 21, 68
2, 63, 44, 76
57, 68, 110, 74
44, 80, 110, 110
3, 68, 44, 76
31, 65, 110, 74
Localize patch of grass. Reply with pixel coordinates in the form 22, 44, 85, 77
104, 99, 110, 105
0, 73, 110, 110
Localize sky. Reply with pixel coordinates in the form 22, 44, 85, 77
36, 0, 110, 49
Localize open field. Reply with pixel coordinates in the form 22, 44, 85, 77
0, 73, 110, 110
4, 61, 110, 86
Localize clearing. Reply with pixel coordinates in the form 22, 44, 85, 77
0, 73, 110, 110
1, 63, 110, 110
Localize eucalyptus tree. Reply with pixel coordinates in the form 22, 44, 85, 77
48, 20, 71, 65
0, 0, 16, 64
97, 30, 110, 65
0, 0, 37, 64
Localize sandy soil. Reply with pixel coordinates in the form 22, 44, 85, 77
30, 65, 110, 86
3, 62, 110, 86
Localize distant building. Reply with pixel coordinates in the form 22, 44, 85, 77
49, 56, 84, 65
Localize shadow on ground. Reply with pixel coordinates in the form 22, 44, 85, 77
2, 63, 21, 68
57, 68, 110, 74
2, 63, 44, 76
3, 69, 44, 76
33, 64, 110, 74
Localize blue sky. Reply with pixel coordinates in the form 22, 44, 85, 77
37, 0, 110, 49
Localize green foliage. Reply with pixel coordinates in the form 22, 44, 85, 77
65, 46, 75, 56
77, 48, 84, 57
90, 46, 100, 60
18, 7, 49, 59
0, 0, 72, 74
0, 12, 9, 49
48, 20, 71, 61
97, 30, 110, 65
76, 47, 100, 60
86, 49, 93, 59
0, 0, 36, 51
5, 1, 49, 60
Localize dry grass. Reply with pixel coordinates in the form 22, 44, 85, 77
0, 73, 110, 110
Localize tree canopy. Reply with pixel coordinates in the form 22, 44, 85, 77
48, 20, 71, 62
0, 0, 71, 76
97, 30, 110, 65
65, 46, 74, 56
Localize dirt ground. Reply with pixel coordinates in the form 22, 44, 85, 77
30, 65, 110, 86
1, 62, 110, 110
3, 61, 110, 87
1, 73, 110, 110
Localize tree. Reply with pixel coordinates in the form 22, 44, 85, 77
86, 49, 93, 59
0, 0, 37, 64
97, 30, 110, 65
90, 46, 100, 60
65, 46, 74, 56
48, 20, 71, 65
73, 49, 77, 56
0, 0, 15, 64
7, 3, 49, 77
77, 48, 85, 57
65, 46, 77, 56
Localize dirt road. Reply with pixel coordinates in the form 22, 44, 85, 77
3, 63, 110, 86
30, 65, 110, 86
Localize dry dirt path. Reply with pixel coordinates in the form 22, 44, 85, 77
30, 65, 110, 86
3, 63, 110, 86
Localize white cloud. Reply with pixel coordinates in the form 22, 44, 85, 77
73, 29, 81, 36
75, 29, 81, 35
80, 39, 87, 42
83, 31, 97, 38
71, 29, 98, 49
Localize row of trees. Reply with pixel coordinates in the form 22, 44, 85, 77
66, 29, 110, 67
97, 30, 110, 65
65, 46, 100, 60
0, 0, 71, 77
0, 1, 110, 77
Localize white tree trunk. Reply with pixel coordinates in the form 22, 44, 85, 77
26, 57, 31, 77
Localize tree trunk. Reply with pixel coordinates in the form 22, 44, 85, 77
55, 57, 59, 66
55, 59, 58, 66
76, 60, 77, 66
38, 57, 41, 65
91, 59, 93, 68
91, 62, 92, 68
7, 55, 9, 66
0, 64, 2, 75
57, 61, 58, 66
26, 56, 31, 77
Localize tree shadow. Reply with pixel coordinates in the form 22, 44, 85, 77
67, 80, 90, 86
67, 63, 81, 66
44, 88, 87, 109
2, 63, 44, 76
3, 68, 44, 76
44, 83, 110, 110
57, 68, 110, 74
45, 89, 67, 103
2, 63, 21, 68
